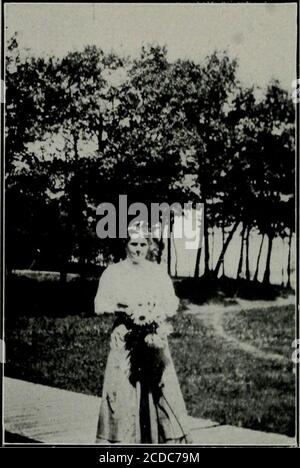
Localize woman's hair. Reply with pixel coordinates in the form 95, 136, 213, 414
127, 221, 151, 241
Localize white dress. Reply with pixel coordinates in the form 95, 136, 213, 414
94, 259, 191, 444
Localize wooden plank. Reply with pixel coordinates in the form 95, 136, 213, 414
192, 425, 295, 446
4, 377, 295, 445
4, 377, 101, 444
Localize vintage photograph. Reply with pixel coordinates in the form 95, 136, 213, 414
2, 2, 298, 447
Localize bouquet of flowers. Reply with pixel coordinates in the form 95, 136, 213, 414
113, 301, 173, 399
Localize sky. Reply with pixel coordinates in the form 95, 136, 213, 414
5, 2, 298, 91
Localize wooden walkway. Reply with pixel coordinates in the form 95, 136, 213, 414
4, 377, 295, 446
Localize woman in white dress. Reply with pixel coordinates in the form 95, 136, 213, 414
94, 226, 192, 444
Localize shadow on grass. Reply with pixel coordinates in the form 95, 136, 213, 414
174, 276, 294, 305
5, 273, 295, 320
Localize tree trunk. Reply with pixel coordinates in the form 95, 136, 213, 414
73, 132, 79, 160
172, 228, 178, 278
236, 223, 246, 280
214, 220, 240, 278
194, 245, 202, 278
194, 229, 203, 278
221, 222, 225, 277
157, 221, 164, 264
167, 236, 171, 274
97, 114, 104, 152
72, 131, 87, 278
194, 209, 206, 278
281, 237, 285, 287
263, 233, 274, 285
210, 228, 215, 271
245, 225, 251, 281
167, 219, 173, 275
253, 233, 265, 282
287, 228, 293, 288
203, 203, 210, 277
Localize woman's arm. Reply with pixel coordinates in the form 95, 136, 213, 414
94, 266, 116, 315
155, 267, 179, 318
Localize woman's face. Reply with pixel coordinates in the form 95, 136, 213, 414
126, 235, 149, 264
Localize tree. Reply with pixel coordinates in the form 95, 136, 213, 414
255, 81, 295, 284
5, 38, 295, 286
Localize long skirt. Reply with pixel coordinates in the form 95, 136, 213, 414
95, 334, 191, 444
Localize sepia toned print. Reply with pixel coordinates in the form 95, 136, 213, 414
2, 2, 298, 447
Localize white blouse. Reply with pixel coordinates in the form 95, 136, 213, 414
94, 259, 179, 318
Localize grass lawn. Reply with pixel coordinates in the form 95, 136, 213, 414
5, 306, 295, 437
222, 305, 295, 357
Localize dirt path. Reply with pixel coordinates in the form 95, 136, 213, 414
184, 296, 295, 363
